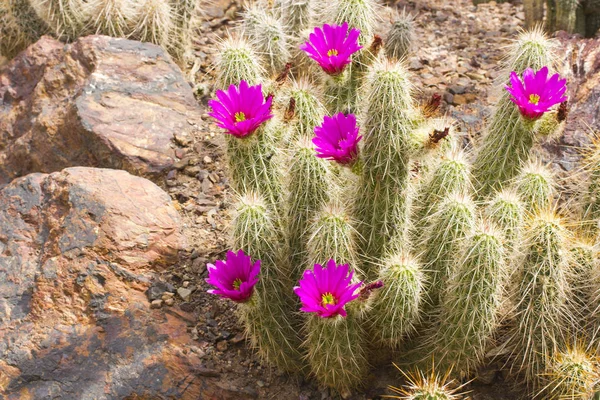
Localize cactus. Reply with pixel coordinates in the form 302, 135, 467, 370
279, 0, 314, 37
514, 158, 555, 214
420, 193, 476, 309
215, 35, 265, 89
287, 137, 333, 274
2, 0, 50, 58
285, 79, 327, 141
354, 59, 416, 278
387, 363, 467, 400
84, 0, 137, 37
31, 0, 85, 39
473, 28, 556, 199
307, 202, 359, 274
304, 310, 367, 396
226, 119, 285, 213
233, 192, 304, 372
131, 0, 173, 48
556, 0, 580, 33
168, 0, 196, 61
385, 9, 415, 61
242, 5, 290, 76
408, 117, 456, 162
370, 252, 425, 348
429, 222, 506, 375
540, 342, 600, 400
524, 0, 545, 29
581, 136, 600, 240
412, 145, 471, 243
568, 239, 597, 332
484, 189, 524, 258
508, 210, 572, 385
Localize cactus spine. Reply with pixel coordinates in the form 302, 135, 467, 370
370, 252, 425, 347
32, 0, 85, 39
131, 0, 174, 48
412, 146, 471, 243
84, 0, 137, 37
473, 29, 556, 199
581, 137, 600, 240
387, 364, 466, 400
509, 210, 572, 385
215, 36, 265, 89
429, 222, 506, 375
568, 239, 597, 331
385, 9, 415, 61
514, 159, 555, 214
420, 193, 476, 308
556, 0, 580, 33
233, 193, 303, 371
484, 189, 524, 258
355, 60, 415, 278
287, 137, 332, 274
242, 5, 290, 76
524, 0, 545, 29
285, 79, 327, 141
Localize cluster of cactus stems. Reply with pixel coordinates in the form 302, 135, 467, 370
201, 1, 600, 398
0, 0, 202, 63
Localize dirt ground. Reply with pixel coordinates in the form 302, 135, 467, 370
160, 0, 544, 398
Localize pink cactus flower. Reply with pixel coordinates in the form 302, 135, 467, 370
313, 113, 362, 165
300, 22, 362, 76
208, 80, 273, 138
206, 250, 260, 303
505, 66, 567, 120
294, 260, 362, 318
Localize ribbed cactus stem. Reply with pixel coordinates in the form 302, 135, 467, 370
385, 9, 415, 61
509, 210, 571, 385
287, 137, 332, 275
215, 35, 265, 89
242, 5, 290, 76
484, 189, 524, 259
568, 239, 597, 331
514, 159, 555, 214
307, 202, 359, 275
355, 60, 415, 278
304, 312, 367, 396
540, 342, 600, 400
286, 79, 327, 141
226, 120, 285, 214
4, 0, 50, 56
556, 0, 580, 33
412, 145, 471, 243
408, 117, 455, 162
233, 192, 303, 372
523, 0, 544, 29
84, 0, 137, 37
473, 28, 556, 199
32, 0, 85, 39
131, 0, 174, 48
369, 252, 425, 348
420, 193, 476, 309
582, 137, 600, 239
429, 221, 506, 375
279, 0, 314, 36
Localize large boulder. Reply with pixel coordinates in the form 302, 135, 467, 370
0, 35, 201, 187
0, 168, 236, 399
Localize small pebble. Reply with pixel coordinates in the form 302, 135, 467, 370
150, 299, 163, 309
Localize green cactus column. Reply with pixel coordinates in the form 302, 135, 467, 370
354, 60, 416, 279
514, 159, 555, 213
473, 29, 556, 199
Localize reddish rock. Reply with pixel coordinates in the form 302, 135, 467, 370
0, 168, 237, 399
0, 35, 202, 186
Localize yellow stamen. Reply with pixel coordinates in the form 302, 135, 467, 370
235, 112, 246, 122
233, 278, 242, 290
327, 49, 339, 57
321, 292, 336, 307
529, 94, 541, 105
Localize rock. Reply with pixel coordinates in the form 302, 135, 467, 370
449, 85, 467, 95
151, 299, 163, 309
216, 340, 228, 352
0, 35, 203, 186
164, 298, 175, 306
0, 167, 239, 399
146, 281, 176, 301
178, 287, 193, 301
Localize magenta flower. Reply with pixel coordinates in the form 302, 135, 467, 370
294, 260, 362, 318
313, 112, 362, 165
300, 22, 362, 76
206, 250, 260, 303
505, 66, 567, 120
208, 80, 273, 138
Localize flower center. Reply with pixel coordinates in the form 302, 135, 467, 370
321, 292, 337, 307
528, 94, 541, 105
233, 278, 243, 291
327, 49, 339, 57
235, 112, 247, 122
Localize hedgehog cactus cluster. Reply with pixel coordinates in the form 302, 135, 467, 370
202, 1, 600, 398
